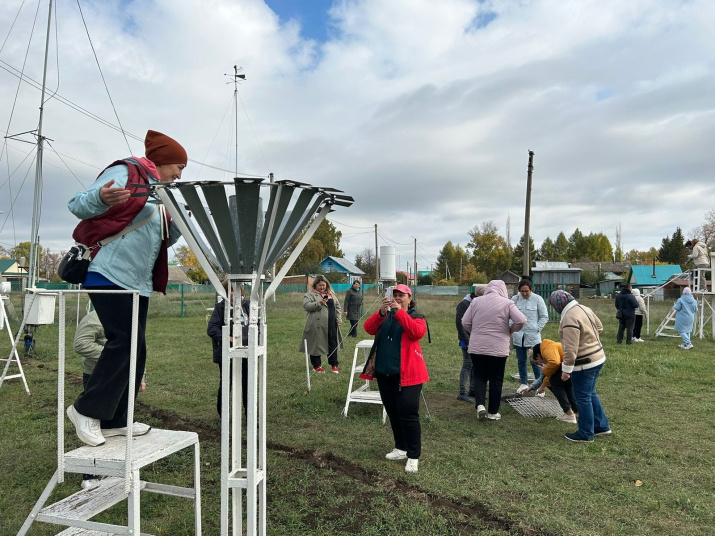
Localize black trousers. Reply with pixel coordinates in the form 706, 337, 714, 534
74, 289, 149, 428
471, 354, 507, 414
347, 318, 359, 337
217, 358, 248, 417
548, 368, 579, 413
376, 374, 422, 459
633, 315, 644, 339
617, 314, 635, 344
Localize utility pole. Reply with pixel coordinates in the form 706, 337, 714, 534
413, 237, 417, 295
374, 224, 379, 293
523, 150, 535, 278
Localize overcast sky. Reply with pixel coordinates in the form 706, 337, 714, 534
1, 0, 713, 273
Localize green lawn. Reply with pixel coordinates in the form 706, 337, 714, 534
1, 293, 713, 535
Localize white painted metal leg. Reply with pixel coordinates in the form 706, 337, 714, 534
16, 469, 59, 536
194, 442, 202, 536
128, 470, 141, 536
304, 338, 311, 392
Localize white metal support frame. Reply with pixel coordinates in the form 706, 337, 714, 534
0, 295, 31, 394
17, 289, 202, 536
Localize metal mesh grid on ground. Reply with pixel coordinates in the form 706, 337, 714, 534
502, 394, 564, 418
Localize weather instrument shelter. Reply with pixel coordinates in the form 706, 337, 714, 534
149, 177, 353, 536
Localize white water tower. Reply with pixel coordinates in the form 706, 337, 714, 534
379, 246, 396, 282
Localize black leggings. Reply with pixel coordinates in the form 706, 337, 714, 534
376, 374, 422, 459
471, 354, 507, 414
74, 288, 148, 428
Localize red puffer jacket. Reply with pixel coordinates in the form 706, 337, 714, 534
362, 308, 429, 387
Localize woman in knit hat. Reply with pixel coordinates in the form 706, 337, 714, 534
549, 290, 611, 443
65, 130, 187, 447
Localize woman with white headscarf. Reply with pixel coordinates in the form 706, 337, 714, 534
674, 287, 698, 350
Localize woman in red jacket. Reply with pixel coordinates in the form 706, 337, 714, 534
362, 284, 428, 473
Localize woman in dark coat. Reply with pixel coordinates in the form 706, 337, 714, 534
207, 282, 250, 416
343, 280, 363, 337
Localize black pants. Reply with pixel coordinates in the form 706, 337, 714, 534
347, 318, 359, 337
470, 354, 507, 414
376, 374, 422, 459
548, 368, 578, 413
617, 315, 635, 344
217, 358, 248, 417
633, 315, 644, 339
74, 289, 149, 428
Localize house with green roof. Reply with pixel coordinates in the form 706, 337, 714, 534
626, 265, 683, 287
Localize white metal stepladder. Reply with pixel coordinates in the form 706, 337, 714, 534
653, 253, 715, 340
18, 289, 202, 536
343, 339, 387, 424
151, 177, 353, 535
0, 293, 31, 394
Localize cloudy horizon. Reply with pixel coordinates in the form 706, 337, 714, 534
1, 0, 713, 273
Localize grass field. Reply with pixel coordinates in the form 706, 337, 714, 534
1, 293, 713, 535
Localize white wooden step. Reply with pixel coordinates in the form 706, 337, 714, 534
63, 428, 198, 477
38, 477, 142, 523
56, 527, 153, 535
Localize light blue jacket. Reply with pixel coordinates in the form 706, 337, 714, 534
511, 292, 549, 348
68, 164, 181, 297
673, 294, 698, 333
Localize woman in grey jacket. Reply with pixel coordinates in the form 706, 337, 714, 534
511, 279, 549, 393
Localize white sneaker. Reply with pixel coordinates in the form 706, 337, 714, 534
633, 338, 644, 342
81, 478, 99, 490
556, 413, 577, 424
66, 405, 105, 447
487, 413, 501, 421
516, 384, 529, 395
677, 344, 686, 349
684, 344, 694, 350
476, 405, 487, 420
102, 422, 152, 438
385, 448, 407, 461
535, 391, 546, 398
405, 458, 419, 473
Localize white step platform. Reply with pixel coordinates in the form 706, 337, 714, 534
63, 428, 198, 476
19, 428, 201, 536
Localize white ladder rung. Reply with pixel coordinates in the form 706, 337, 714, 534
55, 527, 154, 535
38, 477, 136, 522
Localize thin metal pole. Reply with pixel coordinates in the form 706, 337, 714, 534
523, 150, 535, 277
375, 224, 379, 293
413, 237, 417, 299
27, 0, 53, 288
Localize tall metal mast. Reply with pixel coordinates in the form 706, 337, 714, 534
27, 0, 54, 288
231, 65, 245, 178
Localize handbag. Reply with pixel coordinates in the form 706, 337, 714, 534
58, 207, 158, 284
58, 244, 93, 284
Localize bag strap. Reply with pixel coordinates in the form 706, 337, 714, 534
81, 206, 158, 250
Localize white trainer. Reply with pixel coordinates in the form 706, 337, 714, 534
385, 448, 407, 461
405, 458, 419, 473
81, 478, 99, 490
683, 344, 694, 350
556, 413, 577, 424
516, 384, 529, 395
102, 422, 152, 438
487, 413, 501, 421
66, 405, 105, 447
477, 405, 487, 420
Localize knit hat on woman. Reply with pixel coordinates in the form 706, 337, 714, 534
145, 130, 187, 166
549, 289, 575, 314
683, 287, 692, 295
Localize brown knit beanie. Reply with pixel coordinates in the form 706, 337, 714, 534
144, 130, 187, 166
